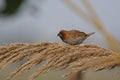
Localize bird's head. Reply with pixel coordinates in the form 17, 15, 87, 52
57, 30, 67, 41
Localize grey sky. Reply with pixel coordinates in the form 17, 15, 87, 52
0, 0, 120, 48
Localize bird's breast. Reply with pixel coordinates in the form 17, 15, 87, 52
65, 37, 86, 45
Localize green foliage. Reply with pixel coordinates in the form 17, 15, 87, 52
0, 0, 25, 16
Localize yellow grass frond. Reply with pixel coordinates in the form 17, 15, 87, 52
0, 42, 120, 80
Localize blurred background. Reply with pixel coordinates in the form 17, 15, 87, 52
0, 0, 120, 80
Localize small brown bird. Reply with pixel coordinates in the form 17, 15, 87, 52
57, 30, 95, 45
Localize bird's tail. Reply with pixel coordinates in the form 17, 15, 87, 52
86, 32, 95, 37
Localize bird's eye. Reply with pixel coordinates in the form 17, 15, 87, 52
59, 34, 62, 37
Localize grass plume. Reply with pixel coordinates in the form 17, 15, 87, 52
0, 42, 120, 80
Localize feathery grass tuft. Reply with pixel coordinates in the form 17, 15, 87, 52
0, 42, 120, 80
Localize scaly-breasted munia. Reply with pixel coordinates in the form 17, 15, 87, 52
57, 30, 95, 45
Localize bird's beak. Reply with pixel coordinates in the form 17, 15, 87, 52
57, 33, 60, 36
57, 33, 62, 37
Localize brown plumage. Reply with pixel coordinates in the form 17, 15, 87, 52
57, 30, 95, 45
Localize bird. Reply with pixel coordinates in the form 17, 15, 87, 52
57, 30, 95, 45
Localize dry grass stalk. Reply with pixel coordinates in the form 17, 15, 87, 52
62, 0, 120, 52
0, 42, 120, 80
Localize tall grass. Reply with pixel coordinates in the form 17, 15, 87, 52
0, 42, 120, 80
